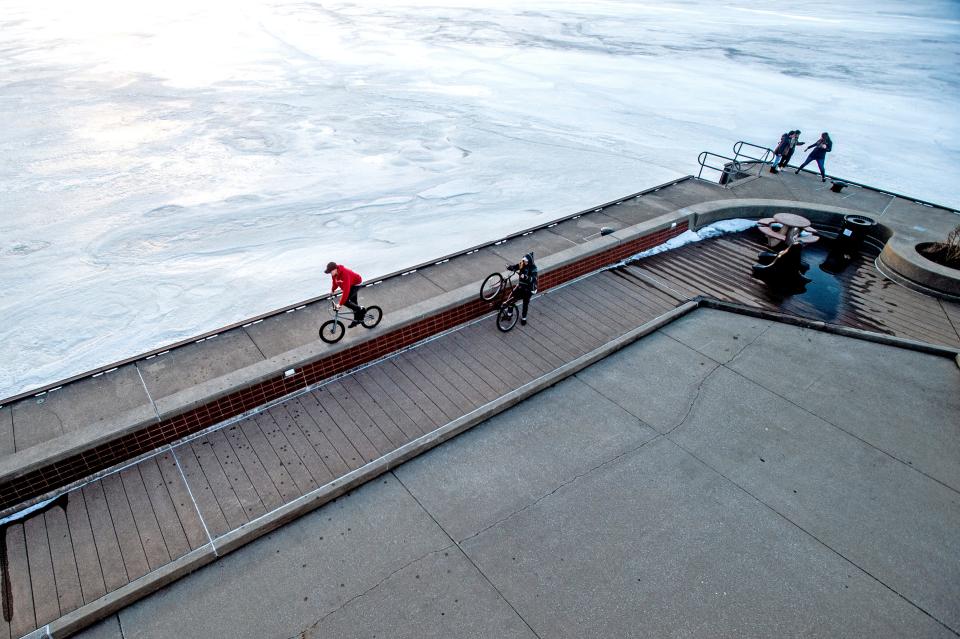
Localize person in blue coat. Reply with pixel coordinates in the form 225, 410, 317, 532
795, 132, 833, 181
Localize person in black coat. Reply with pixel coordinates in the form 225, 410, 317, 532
506, 252, 538, 325
795, 132, 833, 181
779, 130, 802, 168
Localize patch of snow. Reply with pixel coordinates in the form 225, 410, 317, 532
621, 219, 757, 263
0, 495, 57, 526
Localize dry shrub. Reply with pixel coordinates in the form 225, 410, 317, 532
920, 224, 960, 269
945, 225, 960, 263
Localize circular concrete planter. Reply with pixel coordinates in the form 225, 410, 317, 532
916, 242, 960, 272
879, 236, 960, 298
684, 197, 959, 299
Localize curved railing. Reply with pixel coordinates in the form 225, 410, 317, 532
733, 140, 773, 164
727, 139, 959, 213
697, 151, 747, 185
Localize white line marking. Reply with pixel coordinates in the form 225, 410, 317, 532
171, 446, 217, 555
135, 363, 161, 422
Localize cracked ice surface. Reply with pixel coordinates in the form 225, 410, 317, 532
1, 0, 959, 399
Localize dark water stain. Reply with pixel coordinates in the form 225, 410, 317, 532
1, 493, 69, 622
759, 240, 884, 332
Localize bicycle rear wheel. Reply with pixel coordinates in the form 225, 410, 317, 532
480, 273, 504, 301
319, 320, 346, 343
496, 302, 519, 332
361, 305, 383, 328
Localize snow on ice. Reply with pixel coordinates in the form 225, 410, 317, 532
1, 0, 958, 398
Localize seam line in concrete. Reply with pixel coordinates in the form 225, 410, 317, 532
393, 472, 544, 639
723, 322, 775, 368
878, 193, 895, 218
242, 326, 269, 360
573, 375, 662, 432
134, 363, 161, 422
667, 437, 960, 637
937, 298, 960, 344
720, 363, 960, 497
291, 542, 457, 638
170, 446, 216, 554
417, 270, 449, 293
662, 363, 722, 437
456, 432, 663, 547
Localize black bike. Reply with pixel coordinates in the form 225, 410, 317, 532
480, 268, 522, 332
319, 298, 383, 343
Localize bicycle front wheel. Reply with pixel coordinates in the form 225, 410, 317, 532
319, 320, 346, 343
496, 302, 519, 332
480, 273, 504, 301
361, 305, 383, 328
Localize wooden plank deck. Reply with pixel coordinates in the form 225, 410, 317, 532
624, 232, 960, 348
3, 230, 957, 638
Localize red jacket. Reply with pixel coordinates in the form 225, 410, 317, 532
331, 264, 362, 305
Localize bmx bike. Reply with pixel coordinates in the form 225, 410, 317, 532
319, 297, 382, 344
480, 268, 524, 332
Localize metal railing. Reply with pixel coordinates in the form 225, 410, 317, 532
697, 151, 748, 185
733, 140, 773, 164
724, 139, 959, 214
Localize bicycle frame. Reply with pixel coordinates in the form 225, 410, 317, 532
497, 271, 519, 307
328, 298, 343, 322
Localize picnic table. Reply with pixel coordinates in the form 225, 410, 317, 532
757, 213, 819, 247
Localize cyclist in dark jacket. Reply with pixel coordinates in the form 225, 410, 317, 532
795, 132, 833, 182
507, 252, 537, 325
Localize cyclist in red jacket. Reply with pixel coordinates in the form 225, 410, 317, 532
325, 261, 366, 327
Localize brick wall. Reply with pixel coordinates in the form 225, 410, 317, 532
0, 221, 687, 511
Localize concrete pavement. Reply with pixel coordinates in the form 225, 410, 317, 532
76, 309, 959, 638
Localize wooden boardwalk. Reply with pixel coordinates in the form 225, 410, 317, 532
624, 233, 960, 348
3, 230, 959, 638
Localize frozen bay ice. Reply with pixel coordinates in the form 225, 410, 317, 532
1, 0, 958, 399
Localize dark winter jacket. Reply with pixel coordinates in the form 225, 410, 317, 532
806, 137, 833, 160
509, 252, 538, 293
774, 133, 791, 156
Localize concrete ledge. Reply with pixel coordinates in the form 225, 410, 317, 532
45, 545, 217, 638
697, 297, 960, 358
686, 197, 889, 238
878, 236, 960, 298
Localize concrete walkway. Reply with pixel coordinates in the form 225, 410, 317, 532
77, 309, 960, 639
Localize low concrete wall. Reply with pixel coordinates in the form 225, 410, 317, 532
6, 192, 955, 513
0, 215, 689, 512
879, 236, 960, 298
688, 197, 960, 298
689, 197, 887, 240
